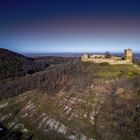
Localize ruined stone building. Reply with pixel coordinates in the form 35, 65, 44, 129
81, 49, 133, 65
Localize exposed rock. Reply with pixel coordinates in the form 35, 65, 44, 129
0, 113, 12, 122
0, 102, 9, 109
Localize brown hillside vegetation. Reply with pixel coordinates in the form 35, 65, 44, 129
0, 48, 74, 81
0, 48, 49, 80
0, 60, 140, 140
0, 61, 91, 99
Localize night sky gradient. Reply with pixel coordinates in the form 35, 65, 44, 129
0, 0, 140, 53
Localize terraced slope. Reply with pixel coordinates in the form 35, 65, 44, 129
0, 62, 140, 140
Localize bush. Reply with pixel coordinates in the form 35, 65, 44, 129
105, 51, 112, 59
133, 58, 140, 66
99, 62, 110, 66
0, 58, 23, 79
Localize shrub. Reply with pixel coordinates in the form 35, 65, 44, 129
105, 51, 112, 59
99, 62, 110, 66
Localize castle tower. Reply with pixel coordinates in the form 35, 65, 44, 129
124, 49, 133, 63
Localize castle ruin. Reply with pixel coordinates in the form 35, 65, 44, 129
81, 49, 133, 65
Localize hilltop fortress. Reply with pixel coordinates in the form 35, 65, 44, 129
81, 49, 133, 65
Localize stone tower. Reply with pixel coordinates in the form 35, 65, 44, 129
124, 49, 133, 63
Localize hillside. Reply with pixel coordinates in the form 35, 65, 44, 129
0, 48, 49, 80
0, 49, 74, 81
35, 56, 77, 65
0, 60, 140, 140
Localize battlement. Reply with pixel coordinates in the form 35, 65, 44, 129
81, 49, 133, 65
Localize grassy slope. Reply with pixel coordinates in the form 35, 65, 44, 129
0, 62, 140, 140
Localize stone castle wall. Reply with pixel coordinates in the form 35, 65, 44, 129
81, 49, 133, 65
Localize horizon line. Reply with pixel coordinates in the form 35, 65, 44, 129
22, 51, 140, 54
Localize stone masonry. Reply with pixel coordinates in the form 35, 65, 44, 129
81, 49, 133, 65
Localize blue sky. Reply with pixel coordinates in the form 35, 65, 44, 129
1, 33, 140, 53
0, 0, 140, 53
1, 24, 140, 53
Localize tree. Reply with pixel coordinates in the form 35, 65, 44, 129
105, 51, 112, 59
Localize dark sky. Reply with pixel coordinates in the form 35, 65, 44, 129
0, 0, 140, 53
